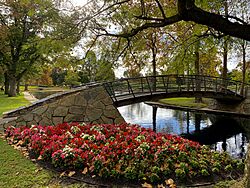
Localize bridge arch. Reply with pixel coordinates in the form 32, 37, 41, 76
103, 75, 245, 107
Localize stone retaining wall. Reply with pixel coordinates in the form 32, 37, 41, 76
2, 85, 125, 128
208, 87, 250, 115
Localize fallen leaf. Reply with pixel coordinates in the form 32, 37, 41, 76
165, 179, 174, 185
17, 140, 24, 146
15, 172, 20, 175
35, 168, 42, 173
60, 171, 66, 177
68, 171, 75, 177
141, 182, 153, 188
157, 184, 165, 188
82, 167, 88, 175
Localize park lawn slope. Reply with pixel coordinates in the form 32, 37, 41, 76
0, 136, 95, 188
0, 92, 30, 116
0, 137, 54, 187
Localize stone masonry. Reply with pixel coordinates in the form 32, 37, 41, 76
1, 85, 125, 128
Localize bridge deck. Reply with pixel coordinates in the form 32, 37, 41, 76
103, 75, 246, 106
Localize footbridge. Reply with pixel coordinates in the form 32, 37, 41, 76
0, 74, 248, 128
103, 75, 246, 107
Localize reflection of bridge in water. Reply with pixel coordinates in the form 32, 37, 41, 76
103, 75, 246, 107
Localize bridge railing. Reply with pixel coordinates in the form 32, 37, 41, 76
103, 75, 245, 102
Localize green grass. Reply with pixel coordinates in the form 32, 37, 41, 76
0, 86, 68, 116
19, 85, 39, 91
159, 97, 209, 108
0, 92, 31, 116
0, 137, 92, 188
0, 137, 53, 187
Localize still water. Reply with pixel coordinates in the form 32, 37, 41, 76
118, 102, 249, 159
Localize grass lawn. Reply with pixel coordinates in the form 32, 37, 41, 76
159, 97, 209, 108
0, 137, 93, 188
0, 86, 68, 116
0, 92, 30, 116
0, 137, 53, 187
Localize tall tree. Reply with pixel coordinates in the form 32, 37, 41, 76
0, 0, 76, 96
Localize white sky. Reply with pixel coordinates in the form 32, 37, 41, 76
70, 0, 87, 6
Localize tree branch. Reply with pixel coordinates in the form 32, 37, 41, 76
178, 0, 250, 41
103, 14, 181, 38
98, 0, 250, 41
155, 0, 166, 19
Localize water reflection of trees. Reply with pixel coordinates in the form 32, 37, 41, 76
118, 103, 249, 158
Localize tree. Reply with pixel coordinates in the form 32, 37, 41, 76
0, 0, 53, 96
81, 0, 250, 41
79, 50, 116, 82
79, 0, 236, 78
64, 70, 80, 87
0, 0, 77, 96
51, 67, 67, 86
95, 60, 115, 82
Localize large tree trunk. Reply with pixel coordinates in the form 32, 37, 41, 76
152, 49, 157, 92
222, 37, 228, 81
24, 82, 29, 91
8, 75, 17, 97
222, 1, 229, 84
195, 40, 202, 103
16, 81, 20, 95
151, 33, 157, 92
4, 72, 9, 95
241, 42, 246, 95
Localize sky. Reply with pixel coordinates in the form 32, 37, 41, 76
71, 0, 87, 6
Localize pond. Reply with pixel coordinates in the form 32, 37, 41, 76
118, 102, 249, 159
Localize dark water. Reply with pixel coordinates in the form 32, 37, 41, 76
118, 102, 249, 159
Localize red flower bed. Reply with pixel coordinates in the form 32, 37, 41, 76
4, 123, 244, 184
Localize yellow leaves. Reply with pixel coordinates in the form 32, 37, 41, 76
68, 171, 75, 177
60, 171, 75, 177
165, 179, 176, 188
60, 171, 66, 177
115, 163, 122, 173
160, 163, 169, 171
157, 184, 165, 188
142, 179, 176, 188
82, 167, 88, 175
142, 182, 153, 188
35, 168, 43, 173
0, 132, 4, 139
